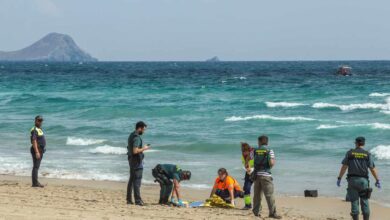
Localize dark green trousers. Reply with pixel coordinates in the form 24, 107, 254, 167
348, 177, 370, 216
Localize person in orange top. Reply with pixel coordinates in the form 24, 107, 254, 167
210, 168, 244, 206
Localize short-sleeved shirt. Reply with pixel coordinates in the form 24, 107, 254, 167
160, 164, 182, 181
30, 126, 46, 149
127, 131, 144, 169
213, 176, 241, 191
256, 146, 275, 177
341, 148, 375, 178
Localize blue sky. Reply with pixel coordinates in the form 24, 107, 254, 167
0, 0, 389, 61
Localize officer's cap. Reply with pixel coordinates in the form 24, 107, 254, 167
355, 136, 365, 145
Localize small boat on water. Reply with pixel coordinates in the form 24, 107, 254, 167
337, 65, 352, 76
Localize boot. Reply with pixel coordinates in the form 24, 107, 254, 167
363, 214, 369, 220
351, 214, 359, 220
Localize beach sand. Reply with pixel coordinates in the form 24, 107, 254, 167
0, 175, 389, 220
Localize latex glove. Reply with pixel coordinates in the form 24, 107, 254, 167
178, 199, 184, 206
337, 178, 341, 187
170, 197, 176, 204
375, 180, 381, 189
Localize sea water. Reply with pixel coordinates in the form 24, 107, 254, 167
0, 61, 389, 205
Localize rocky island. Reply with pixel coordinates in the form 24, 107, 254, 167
0, 33, 97, 62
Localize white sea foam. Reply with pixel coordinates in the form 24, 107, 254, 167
89, 145, 127, 155
370, 145, 390, 160
234, 76, 246, 80
381, 110, 390, 115
312, 102, 390, 111
371, 123, 390, 130
265, 101, 306, 108
316, 123, 390, 130
89, 145, 160, 155
66, 137, 105, 146
316, 124, 343, 129
369, 92, 390, 97
225, 114, 316, 122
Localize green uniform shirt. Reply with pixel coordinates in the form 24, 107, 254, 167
30, 126, 46, 149
127, 131, 144, 169
160, 164, 182, 181
342, 147, 375, 178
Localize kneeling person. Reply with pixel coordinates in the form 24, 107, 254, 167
210, 168, 244, 207
152, 164, 191, 206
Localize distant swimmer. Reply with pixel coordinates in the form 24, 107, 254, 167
30, 115, 46, 188
209, 168, 244, 207
126, 121, 150, 206
152, 164, 191, 206
252, 135, 282, 219
241, 143, 255, 210
337, 137, 381, 220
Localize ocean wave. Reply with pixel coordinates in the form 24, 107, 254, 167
234, 76, 246, 80
265, 101, 306, 108
371, 123, 390, 130
370, 145, 390, 160
89, 145, 127, 155
66, 137, 105, 146
89, 145, 160, 155
316, 124, 344, 129
316, 123, 390, 130
369, 92, 390, 97
225, 114, 316, 122
381, 110, 390, 115
312, 102, 389, 111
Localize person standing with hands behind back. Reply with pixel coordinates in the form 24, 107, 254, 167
337, 137, 381, 220
127, 121, 150, 206
30, 115, 46, 188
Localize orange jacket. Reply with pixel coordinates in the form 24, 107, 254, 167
213, 176, 241, 191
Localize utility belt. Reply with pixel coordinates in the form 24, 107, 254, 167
347, 174, 368, 179
152, 165, 171, 185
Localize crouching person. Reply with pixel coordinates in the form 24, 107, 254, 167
210, 168, 244, 207
152, 164, 191, 206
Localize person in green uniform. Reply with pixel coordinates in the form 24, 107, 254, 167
337, 137, 381, 220
252, 135, 282, 219
127, 121, 150, 206
152, 164, 191, 205
30, 115, 46, 188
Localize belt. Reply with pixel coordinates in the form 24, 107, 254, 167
347, 174, 368, 179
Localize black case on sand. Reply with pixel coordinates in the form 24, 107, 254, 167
304, 190, 318, 197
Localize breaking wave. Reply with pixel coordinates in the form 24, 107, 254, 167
66, 137, 105, 146
316, 123, 390, 130
369, 93, 390, 97
370, 145, 390, 160
265, 101, 306, 108
316, 124, 344, 129
312, 102, 390, 111
225, 114, 316, 122
89, 145, 126, 155
89, 145, 160, 155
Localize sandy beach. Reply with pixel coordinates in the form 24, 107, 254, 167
0, 175, 388, 220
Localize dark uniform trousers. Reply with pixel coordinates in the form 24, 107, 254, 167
348, 177, 370, 216
152, 166, 173, 203
31, 147, 43, 186
126, 156, 143, 203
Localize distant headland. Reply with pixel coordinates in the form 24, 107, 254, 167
0, 33, 97, 62
206, 56, 220, 62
